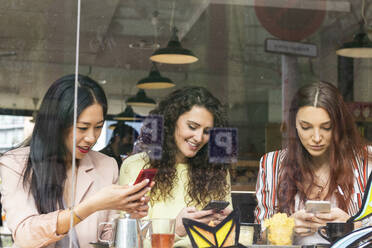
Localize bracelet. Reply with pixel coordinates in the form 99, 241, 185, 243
70, 207, 83, 222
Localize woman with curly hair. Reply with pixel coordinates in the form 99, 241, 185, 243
255, 81, 372, 246
119, 86, 232, 247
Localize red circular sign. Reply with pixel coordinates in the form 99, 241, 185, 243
255, 1, 326, 41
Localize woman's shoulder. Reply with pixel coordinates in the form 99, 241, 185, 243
89, 149, 115, 160
259, 149, 286, 161
122, 152, 149, 167
0, 147, 30, 174
119, 152, 149, 184
87, 150, 117, 168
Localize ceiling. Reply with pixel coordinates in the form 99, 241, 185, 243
0, 0, 370, 116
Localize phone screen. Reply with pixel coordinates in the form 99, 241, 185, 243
134, 168, 157, 186
305, 200, 331, 213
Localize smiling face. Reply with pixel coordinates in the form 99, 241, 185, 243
64, 103, 104, 161
174, 106, 214, 163
296, 106, 333, 159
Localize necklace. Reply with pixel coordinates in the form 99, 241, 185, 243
312, 174, 330, 200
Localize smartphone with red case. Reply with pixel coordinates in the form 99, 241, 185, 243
134, 168, 157, 187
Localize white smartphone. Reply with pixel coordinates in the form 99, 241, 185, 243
305, 200, 331, 213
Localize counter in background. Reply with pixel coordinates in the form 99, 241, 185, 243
232, 191, 257, 223
231, 160, 259, 192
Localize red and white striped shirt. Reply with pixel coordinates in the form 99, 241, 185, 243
255, 146, 372, 225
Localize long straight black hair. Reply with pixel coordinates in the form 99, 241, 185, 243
23, 74, 107, 214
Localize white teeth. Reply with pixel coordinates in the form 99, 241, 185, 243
187, 141, 197, 147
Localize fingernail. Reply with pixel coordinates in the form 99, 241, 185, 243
144, 179, 149, 183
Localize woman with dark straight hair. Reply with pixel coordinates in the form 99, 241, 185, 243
255, 81, 372, 246
0, 74, 152, 247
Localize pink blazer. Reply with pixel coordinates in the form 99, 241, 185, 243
0, 147, 118, 248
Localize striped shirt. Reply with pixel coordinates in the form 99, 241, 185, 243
255, 146, 372, 225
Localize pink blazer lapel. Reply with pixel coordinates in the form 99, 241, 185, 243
75, 153, 95, 204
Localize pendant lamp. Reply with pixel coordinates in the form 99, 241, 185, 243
114, 106, 143, 121
336, 0, 372, 58
137, 63, 175, 89
150, 27, 198, 64
126, 89, 156, 107
336, 24, 372, 58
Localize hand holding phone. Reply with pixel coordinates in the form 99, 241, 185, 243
202, 200, 230, 212
305, 200, 331, 213
134, 168, 157, 187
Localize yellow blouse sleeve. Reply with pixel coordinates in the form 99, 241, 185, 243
119, 152, 148, 186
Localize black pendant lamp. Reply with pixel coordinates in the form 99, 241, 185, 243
336, 23, 372, 58
137, 63, 175, 89
150, 27, 198, 64
114, 106, 143, 121
126, 89, 156, 107
337, 0, 372, 58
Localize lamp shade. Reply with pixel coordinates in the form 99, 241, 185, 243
108, 123, 117, 130
114, 106, 143, 121
137, 63, 175, 89
126, 89, 156, 107
337, 27, 372, 58
150, 27, 198, 64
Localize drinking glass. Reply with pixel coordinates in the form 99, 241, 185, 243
239, 225, 254, 245
239, 223, 262, 245
148, 218, 176, 248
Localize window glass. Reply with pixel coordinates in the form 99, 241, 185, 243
80, 0, 371, 194
1, 0, 372, 243
82, 3, 372, 230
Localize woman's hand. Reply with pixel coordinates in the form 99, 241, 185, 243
210, 207, 233, 225
175, 207, 216, 237
87, 180, 154, 213
291, 209, 324, 236
315, 208, 350, 223
128, 195, 151, 219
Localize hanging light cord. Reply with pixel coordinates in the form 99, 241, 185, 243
361, 0, 367, 25
170, 0, 176, 32
152, 11, 159, 51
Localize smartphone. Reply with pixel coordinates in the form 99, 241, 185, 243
133, 168, 157, 187
202, 200, 230, 211
305, 200, 331, 213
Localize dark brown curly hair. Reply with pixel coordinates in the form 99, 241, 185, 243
278, 81, 367, 214
134, 86, 230, 207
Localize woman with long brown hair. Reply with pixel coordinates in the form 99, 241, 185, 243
120, 86, 232, 247
255, 81, 372, 245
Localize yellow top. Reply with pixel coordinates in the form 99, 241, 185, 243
119, 152, 232, 248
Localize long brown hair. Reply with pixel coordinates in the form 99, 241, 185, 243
134, 86, 230, 207
278, 81, 365, 214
